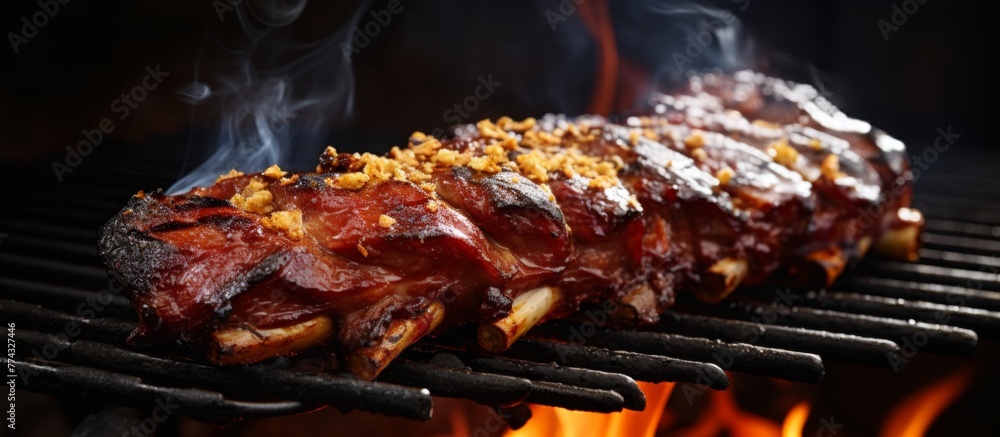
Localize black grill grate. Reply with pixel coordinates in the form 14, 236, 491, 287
2, 167, 999, 426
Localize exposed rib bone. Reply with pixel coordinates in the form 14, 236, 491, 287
208, 316, 335, 366
696, 257, 749, 304
478, 287, 561, 354
348, 302, 446, 380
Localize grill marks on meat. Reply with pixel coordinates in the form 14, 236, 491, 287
639, 71, 912, 277
99, 71, 917, 371
107, 178, 514, 352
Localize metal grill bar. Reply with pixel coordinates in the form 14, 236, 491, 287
0, 254, 108, 288
379, 361, 534, 407
917, 249, 1000, 272
3, 167, 1000, 423
498, 338, 730, 390
0, 219, 95, 243
526, 381, 626, 413
657, 312, 903, 369
0, 278, 134, 319
1, 301, 641, 413
920, 233, 1000, 256
696, 300, 978, 356
1, 299, 136, 344
13, 360, 315, 423
3, 235, 98, 264
923, 218, 1000, 240
781, 290, 1000, 338
857, 260, 1000, 292
529, 321, 824, 383
404, 346, 647, 410
14, 329, 434, 420
835, 276, 1000, 312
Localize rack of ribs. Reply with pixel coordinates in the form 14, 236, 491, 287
98, 71, 923, 379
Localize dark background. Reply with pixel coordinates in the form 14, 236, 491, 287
1, 2, 999, 436
1, 0, 996, 183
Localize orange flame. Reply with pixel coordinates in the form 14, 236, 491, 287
879, 366, 974, 437
504, 382, 674, 437
668, 388, 782, 437
781, 401, 811, 437
577, 0, 619, 116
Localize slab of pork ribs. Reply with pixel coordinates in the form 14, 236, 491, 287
99, 71, 923, 379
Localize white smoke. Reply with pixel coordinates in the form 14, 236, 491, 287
169, 0, 366, 194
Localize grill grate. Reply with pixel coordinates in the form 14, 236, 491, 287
2, 166, 999, 426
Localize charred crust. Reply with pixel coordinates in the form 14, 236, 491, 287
98, 194, 178, 299
197, 214, 257, 228
173, 195, 231, 210
209, 251, 291, 321
478, 286, 513, 322
454, 166, 565, 224
318, 151, 366, 174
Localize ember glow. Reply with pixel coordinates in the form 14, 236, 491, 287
781, 401, 810, 437
665, 386, 781, 437
880, 366, 975, 437
504, 382, 674, 437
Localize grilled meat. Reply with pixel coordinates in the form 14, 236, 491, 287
99, 72, 921, 378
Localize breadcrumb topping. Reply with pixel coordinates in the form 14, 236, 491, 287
378, 214, 397, 228
432, 148, 467, 166
514, 147, 619, 184
751, 120, 781, 130
260, 210, 304, 239
495, 116, 537, 132
325, 173, 370, 190
219, 116, 642, 214
588, 175, 618, 189
716, 167, 735, 186
820, 154, 844, 181
262, 165, 287, 179
768, 139, 799, 168
684, 130, 706, 148
520, 130, 564, 148
216, 169, 245, 182
229, 178, 274, 214
477, 119, 510, 140
691, 148, 708, 162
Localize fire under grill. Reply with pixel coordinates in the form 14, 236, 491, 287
2, 165, 999, 429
